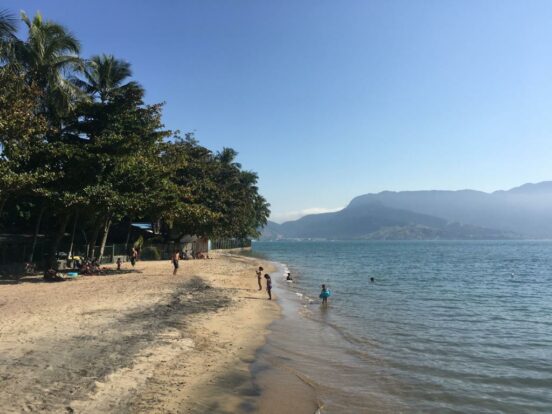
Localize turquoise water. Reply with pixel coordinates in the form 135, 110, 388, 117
252, 240, 552, 413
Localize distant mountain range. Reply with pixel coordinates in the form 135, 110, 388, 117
262, 181, 552, 240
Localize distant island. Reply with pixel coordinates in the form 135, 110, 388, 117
262, 181, 552, 240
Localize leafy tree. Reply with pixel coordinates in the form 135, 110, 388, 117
158, 136, 222, 240
0, 69, 52, 214
67, 63, 172, 259
159, 137, 270, 240
0, 11, 87, 265
1, 9, 271, 272
211, 148, 270, 238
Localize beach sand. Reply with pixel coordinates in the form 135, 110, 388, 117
0, 253, 281, 413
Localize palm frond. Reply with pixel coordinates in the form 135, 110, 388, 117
0, 9, 17, 40
79, 54, 138, 102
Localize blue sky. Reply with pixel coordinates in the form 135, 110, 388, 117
9, 0, 552, 222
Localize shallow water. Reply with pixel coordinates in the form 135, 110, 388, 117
252, 240, 552, 413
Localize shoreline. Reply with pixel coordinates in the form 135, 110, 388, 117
0, 253, 281, 413
251, 264, 323, 414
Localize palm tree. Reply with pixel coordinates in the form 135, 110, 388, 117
12, 11, 84, 121
3, 11, 85, 266
78, 54, 141, 103
0, 9, 17, 62
216, 147, 242, 169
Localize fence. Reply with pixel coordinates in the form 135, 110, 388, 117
139, 239, 208, 260
210, 238, 251, 250
0, 239, 124, 268
0, 238, 48, 267
0, 236, 252, 269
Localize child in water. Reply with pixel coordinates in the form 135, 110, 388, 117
319, 284, 331, 305
264, 274, 272, 300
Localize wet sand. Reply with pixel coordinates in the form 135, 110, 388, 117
0, 253, 283, 413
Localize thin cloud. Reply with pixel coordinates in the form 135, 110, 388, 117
271, 207, 343, 223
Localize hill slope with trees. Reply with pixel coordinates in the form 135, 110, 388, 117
263, 182, 552, 240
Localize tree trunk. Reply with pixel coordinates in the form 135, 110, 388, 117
124, 217, 133, 250
47, 213, 71, 269
81, 229, 88, 245
98, 216, 112, 263
29, 203, 46, 263
152, 218, 162, 235
0, 196, 7, 217
89, 217, 102, 258
67, 210, 79, 259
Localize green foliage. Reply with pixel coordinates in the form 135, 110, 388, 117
13, 11, 84, 122
133, 236, 144, 250
0, 69, 55, 207
0, 10, 270, 255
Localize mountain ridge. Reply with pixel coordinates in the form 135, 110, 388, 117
263, 181, 552, 240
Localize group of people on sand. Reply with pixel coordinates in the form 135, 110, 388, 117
79, 258, 103, 275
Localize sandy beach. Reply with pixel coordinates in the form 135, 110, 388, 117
0, 253, 279, 413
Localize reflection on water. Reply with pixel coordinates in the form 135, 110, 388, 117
251, 240, 552, 413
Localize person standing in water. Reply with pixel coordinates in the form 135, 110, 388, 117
256, 266, 264, 290
264, 274, 272, 300
172, 250, 180, 275
320, 284, 331, 305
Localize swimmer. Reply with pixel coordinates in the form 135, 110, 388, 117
286, 272, 293, 281
370, 277, 375, 283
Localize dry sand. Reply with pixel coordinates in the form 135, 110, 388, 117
0, 253, 278, 413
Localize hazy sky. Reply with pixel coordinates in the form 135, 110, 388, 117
10, 1, 552, 222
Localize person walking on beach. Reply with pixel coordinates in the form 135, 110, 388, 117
256, 266, 264, 290
172, 250, 180, 275
264, 274, 272, 300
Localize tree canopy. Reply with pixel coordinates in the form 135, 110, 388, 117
0, 10, 270, 265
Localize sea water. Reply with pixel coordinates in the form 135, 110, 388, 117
251, 240, 552, 413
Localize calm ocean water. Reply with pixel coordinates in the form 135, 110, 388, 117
251, 240, 552, 413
